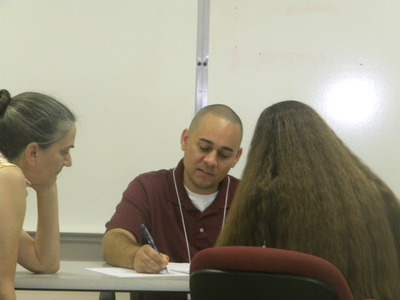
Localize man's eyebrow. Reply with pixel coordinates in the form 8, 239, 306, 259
199, 138, 234, 152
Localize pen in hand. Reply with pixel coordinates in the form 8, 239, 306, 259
140, 224, 169, 273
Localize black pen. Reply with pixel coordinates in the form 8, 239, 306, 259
140, 224, 169, 273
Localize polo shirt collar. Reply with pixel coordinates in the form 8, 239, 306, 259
167, 159, 232, 210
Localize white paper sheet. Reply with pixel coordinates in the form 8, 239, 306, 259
86, 262, 190, 278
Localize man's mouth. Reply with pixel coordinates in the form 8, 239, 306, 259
198, 168, 214, 177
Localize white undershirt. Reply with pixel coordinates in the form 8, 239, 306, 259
185, 186, 218, 212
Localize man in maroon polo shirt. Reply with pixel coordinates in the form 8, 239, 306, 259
102, 104, 243, 300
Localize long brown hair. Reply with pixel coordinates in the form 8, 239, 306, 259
217, 100, 400, 300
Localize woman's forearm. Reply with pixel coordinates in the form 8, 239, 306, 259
34, 185, 61, 272
18, 184, 60, 273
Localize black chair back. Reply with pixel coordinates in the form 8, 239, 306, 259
190, 269, 339, 300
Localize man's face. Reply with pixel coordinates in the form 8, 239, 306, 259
180, 114, 242, 195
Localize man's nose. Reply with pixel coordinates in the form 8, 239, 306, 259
204, 151, 218, 167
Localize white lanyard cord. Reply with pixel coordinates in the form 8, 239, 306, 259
221, 176, 230, 230
172, 168, 192, 263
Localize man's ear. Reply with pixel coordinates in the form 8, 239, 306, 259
232, 147, 243, 168
180, 129, 190, 151
25, 142, 40, 166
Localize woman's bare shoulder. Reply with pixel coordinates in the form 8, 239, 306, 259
0, 165, 27, 190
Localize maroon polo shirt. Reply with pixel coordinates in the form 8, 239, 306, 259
105, 159, 240, 262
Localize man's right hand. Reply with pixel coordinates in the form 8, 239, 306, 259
133, 244, 169, 273
102, 228, 170, 274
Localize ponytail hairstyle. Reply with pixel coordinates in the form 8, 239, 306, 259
0, 89, 76, 160
0, 89, 12, 115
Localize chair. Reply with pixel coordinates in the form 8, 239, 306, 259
189, 246, 354, 300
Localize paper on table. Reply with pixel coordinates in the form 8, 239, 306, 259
168, 262, 190, 274
86, 262, 190, 278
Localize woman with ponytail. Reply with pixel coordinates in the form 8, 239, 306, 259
0, 89, 76, 300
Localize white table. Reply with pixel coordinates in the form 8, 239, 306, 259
15, 261, 189, 294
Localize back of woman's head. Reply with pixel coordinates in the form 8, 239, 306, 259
248, 100, 354, 179
218, 100, 400, 299
0, 89, 76, 160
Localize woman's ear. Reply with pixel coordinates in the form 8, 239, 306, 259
24, 142, 40, 166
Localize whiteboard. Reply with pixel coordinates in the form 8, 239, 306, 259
0, 0, 197, 233
208, 0, 400, 200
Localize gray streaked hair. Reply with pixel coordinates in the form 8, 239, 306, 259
0, 89, 76, 160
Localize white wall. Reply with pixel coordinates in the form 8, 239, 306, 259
1, 0, 399, 233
